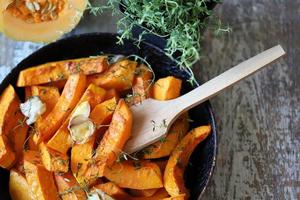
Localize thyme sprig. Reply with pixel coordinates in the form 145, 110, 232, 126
87, 0, 230, 73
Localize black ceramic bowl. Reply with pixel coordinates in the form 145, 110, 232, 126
0, 33, 217, 200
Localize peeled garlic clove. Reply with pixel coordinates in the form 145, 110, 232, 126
71, 101, 90, 119
69, 120, 95, 144
20, 96, 46, 125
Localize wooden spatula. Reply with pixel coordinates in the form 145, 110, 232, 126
124, 45, 285, 153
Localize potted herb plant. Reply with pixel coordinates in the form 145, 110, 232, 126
87, 0, 229, 74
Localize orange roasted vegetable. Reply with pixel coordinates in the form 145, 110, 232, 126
104, 160, 163, 190
152, 76, 182, 100
36, 73, 86, 143
0, 134, 16, 168
27, 130, 38, 151
9, 169, 34, 200
92, 182, 131, 200
132, 64, 153, 104
31, 86, 60, 118
142, 113, 189, 159
104, 89, 119, 101
84, 99, 132, 181
39, 142, 69, 173
163, 194, 186, 200
17, 56, 108, 87
132, 188, 170, 200
47, 84, 106, 154
71, 97, 118, 183
23, 150, 59, 200
164, 125, 211, 197
129, 188, 158, 197
54, 172, 87, 200
0, 85, 28, 165
87, 59, 138, 91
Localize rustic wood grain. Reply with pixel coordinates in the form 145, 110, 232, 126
0, 0, 299, 199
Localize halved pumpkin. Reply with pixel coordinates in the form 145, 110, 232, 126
1, 0, 87, 42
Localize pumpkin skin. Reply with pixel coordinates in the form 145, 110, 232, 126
0, 0, 87, 42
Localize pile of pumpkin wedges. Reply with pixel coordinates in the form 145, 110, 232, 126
0, 56, 211, 200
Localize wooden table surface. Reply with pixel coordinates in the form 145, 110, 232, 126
0, 0, 299, 199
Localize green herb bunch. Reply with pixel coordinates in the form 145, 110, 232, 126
88, 0, 230, 71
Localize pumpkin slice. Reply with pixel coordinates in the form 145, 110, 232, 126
0, 134, 16, 169
104, 160, 163, 190
39, 142, 69, 173
162, 194, 186, 200
17, 56, 108, 87
9, 169, 35, 200
2, 0, 87, 42
0, 85, 28, 161
71, 97, 118, 184
164, 125, 211, 197
23, 150, 59, 200
129, 188, 158, 198
87, 59, 138, 91
132, 188, 169, 200
83, 99, 132, 183
131, 64, 153, 105
151, 76, 182, 100
54, 172, 86, 200
142, 113, 189, 159
35, 73, 86, 143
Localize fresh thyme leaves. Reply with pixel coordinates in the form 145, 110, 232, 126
87, 0, 230, 72
116, 150, 139, 163
59, 186, 82, 197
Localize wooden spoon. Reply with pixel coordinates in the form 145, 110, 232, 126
124, 45, 286, 153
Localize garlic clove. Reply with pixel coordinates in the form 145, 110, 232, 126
20, 96, 46, 125
69, 120, 95, 144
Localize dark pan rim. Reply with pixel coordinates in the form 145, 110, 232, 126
0, 32, 218, 200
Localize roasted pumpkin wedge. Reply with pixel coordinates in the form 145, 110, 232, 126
163, 194, 186, 200
47, 84, 106, 154
39, 142, 69, 173
1, 0, 87, 42
83, 99, 132, 182
35, 73, 86, 143
9, 169, 35, 200
132, 188, 170, 200
71, 97, 118, 183
23, 150, 59, 200
142, 113, 189, 159
87, 59, 138, 91
0, 85, 28, 162
0, 134, 16, 169
55, 172, 87, 200
104, 160, 163, 190
17, 56, 108, 87
129, 188, 158, 198
164, 125, 211, 198
152, 76, 182, 100
131, 64, 153, 105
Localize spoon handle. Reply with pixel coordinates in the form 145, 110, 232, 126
172, 45, 285, 114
